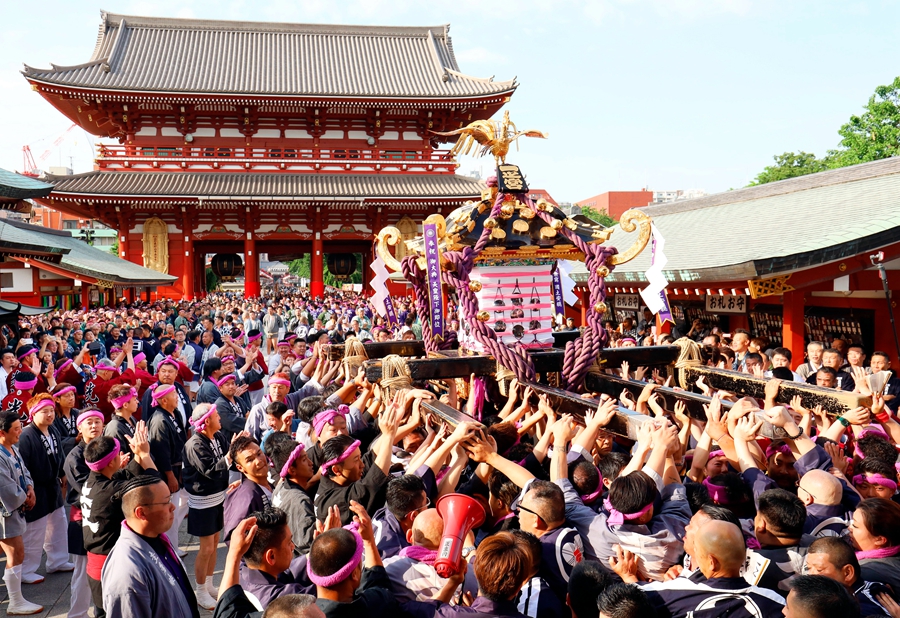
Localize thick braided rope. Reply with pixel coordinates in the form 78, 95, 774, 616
523, 196, 616, 391
400, 255, 438, 354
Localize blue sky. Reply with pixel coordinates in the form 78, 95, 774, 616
0, 0, 895, 203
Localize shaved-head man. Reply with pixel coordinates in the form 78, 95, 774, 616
383, 508, 476, 603
642, 521, 786, 617
797, 469, 852, 538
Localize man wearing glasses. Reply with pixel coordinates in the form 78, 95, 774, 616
516, 480, 585, 606
101, 477, 199, 618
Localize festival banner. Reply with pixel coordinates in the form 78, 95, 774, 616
424, 223, 444, 339
551, 267, 565, 317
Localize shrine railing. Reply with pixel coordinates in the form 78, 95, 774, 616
95, 145, 458, 174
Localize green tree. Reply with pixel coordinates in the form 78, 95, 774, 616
206, 267, 218, 292
579, 205, 617, 227
109, 239, 119, 256
748, 151, 829, 186
828, 76, 900, 168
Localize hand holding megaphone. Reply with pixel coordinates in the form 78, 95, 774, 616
434, 493, 486, 578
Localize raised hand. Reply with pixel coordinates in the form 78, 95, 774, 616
608, 544, 640, 583
633, 366, 648, 382
703, 392, 728, 441
620, 361, 630, 381
731, 415, 763, 443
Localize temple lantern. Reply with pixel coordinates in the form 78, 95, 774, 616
326, 254, 357, 280
211, 253, 244, 280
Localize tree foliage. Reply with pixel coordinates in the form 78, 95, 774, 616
287, 253, 363, 288
751, 76, 900, 185
579, 205, 618, 227
205, 267, 218, 292
748, 151, 828, 186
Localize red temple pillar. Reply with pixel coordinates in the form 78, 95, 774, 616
579, 288, 589, 327
244, 236, 260, 298
361, 251, 371, 296
782, 291, 806, 369
81, 285, 90, 309
182, 215, 195, 301
311, 233, 324, 299
117, 212, 129, 262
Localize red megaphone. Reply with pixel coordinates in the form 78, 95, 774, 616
434, 493, 486, 578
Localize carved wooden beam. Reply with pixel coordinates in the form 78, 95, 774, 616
584, 372, 730, 421
363, 346, 681, 382
323, 341, 426, 362
680, 366, 870, 416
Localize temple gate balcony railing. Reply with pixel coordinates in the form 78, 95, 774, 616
95, 144, 458, 174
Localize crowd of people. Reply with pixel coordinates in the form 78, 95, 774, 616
0, 289, 897, 618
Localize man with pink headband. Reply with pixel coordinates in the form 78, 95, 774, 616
147, 382, 189, 555
314, 400, 402, 527
63, 408, 105, 618
82, 423, 158, 618
103, 384, 141, 457
18, 394, 74, 585
269, 437, 316, 555
139, 355, 193, 429
213, 373, 251, 442
2, 370, 39, 426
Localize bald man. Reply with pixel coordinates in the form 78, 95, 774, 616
642, 521, 785, 618
383, 509, 477, 604
798, 469, 853, 538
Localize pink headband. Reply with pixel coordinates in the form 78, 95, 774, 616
269, 377, 291, 387
111, 387, 138, 409
853, 474, 898, 491
15, 375, 37, 390
87, 438, 120, 471
28, 399, 54, 418
280, 443, 306, 478
306, 527, 363, 586
277, 341, 290, 348
859, 426, 890, 440
190, 406, 217, 433
133, 352, 146, 365
321, 439, 360, 475
16, 349, 35, 362
620, 337, 636, 345
580, 471, 604, 505
54, 359, 73, 378
77, 410, 104, 426
703, 478, 732, 504
603, 498, 654, 526
248, 333, 262, 343
157, 356, 179, 371
313, 406, 348, 437
152, 384, 176, 405
215, 374, 236, 387
708, 450, 726, 460
285, 334, 297, 341
221, 355, 235, 363
53, 386, 77, 398
765, 443, 793, 460
110, 347, 122, 356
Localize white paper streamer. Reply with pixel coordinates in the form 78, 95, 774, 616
370, 255, 391, 316
557, 260, 580, 306
639, 223, 669, 314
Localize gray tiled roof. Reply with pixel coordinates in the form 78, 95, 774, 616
45, 171, 485, 200
0, 219, 176, 285
595, 157, 900, 283
22, 12, 516, 99
0, 168, 53, 200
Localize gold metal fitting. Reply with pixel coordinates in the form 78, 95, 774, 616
512, 220, 530, 234
490, 227, 507, 240
484, 218, 498, 229
468, 280, 483, 293
594, 302, 608, 314
551, 219, 564, 231
476, 310, 491, 322
539, 226, 557, 239
500, 204, 515, 218
536, 199, 553, 212
519, 207, 535, 220
597, 266, 610, 277
564, 219, 578, 231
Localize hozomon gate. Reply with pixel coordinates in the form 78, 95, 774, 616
23, 12, 516, 299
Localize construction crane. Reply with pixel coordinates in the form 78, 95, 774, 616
21, 146, 39, 177
20, 124, 80, 177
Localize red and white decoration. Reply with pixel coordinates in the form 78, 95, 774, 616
461, 265, 556, 353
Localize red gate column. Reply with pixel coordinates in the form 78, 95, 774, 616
182, 213, 195, 300
782, 291, 806, 369
81, 285, 90, 309
311, 233, 324, 299
244, 234, 260, 298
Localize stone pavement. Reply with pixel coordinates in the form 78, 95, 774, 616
0, 520, 225, 617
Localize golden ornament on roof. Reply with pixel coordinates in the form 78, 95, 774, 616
432, 110, 548, 165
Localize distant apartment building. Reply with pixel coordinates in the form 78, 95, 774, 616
576, 188, 708, 220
